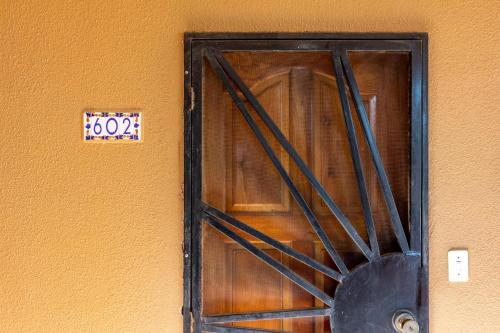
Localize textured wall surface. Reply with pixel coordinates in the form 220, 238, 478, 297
1, 1, 499, 332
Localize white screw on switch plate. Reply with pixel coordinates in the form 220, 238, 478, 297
448, 249, 469, 282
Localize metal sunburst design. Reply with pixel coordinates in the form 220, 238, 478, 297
196, 48, 423, 333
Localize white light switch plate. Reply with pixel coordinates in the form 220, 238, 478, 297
448, 249, 469, 282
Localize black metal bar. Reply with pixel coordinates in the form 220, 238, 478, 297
340, 52, 410, 253
182, 34, 193, 333
421, 36, 429, 265
332, 54, 380, 257
410, 42, 423, 253
193, 39, 419, 53
187, 32, 428, 41
213, 50, 374, 261
206, 51, 349, 274
420, 34, 430, 333
203, 307, 332, 324
203, 203, 343, 281
191, 43, 204, 333
206, 219, 336, 307
202, 324, 287, 333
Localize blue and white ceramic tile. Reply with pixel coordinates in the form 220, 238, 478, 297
83, 111, 142, 142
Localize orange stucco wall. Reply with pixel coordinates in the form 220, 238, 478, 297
1, 1, 499, 332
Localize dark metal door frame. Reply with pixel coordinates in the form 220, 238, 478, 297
183, 32, 428, 333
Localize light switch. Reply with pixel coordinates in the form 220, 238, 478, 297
448, 249, 469, 282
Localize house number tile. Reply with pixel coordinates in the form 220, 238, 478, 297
83, 111, 142, 142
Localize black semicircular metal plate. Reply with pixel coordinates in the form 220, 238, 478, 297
332, 254, 421, 333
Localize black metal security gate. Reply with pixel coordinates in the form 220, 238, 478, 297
184, 33, 428, 333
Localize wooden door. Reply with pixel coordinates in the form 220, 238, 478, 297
185, 34, 428, 333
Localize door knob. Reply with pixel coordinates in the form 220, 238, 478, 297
393, 310, 419, 333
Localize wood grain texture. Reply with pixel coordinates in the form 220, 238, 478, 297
201, 50, 412, 331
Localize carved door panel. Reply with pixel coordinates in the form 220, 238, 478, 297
184, 34, 428, 333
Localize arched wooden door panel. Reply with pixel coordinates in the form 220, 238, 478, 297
183, 33, 428, 333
